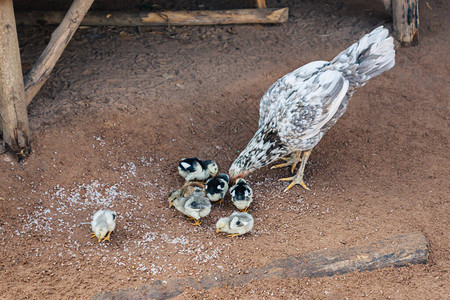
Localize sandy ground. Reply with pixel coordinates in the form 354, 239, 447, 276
1, 0, 449, 298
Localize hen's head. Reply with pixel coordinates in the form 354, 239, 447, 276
229, 126, 287, 181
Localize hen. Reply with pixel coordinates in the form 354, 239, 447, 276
229, 26, 395, 191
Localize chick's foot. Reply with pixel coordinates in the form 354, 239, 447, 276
227, 233, 240, 238
102, 231, 112, 242
190, 219, 202, 226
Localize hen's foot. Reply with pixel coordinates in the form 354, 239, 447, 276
271, 151, 302, 173
280, 150, 312, 192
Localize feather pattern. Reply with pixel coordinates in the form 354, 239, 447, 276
229, 26, 395, 178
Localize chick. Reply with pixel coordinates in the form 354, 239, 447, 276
229, 178, 253, 212
168, 182, 205, 208
205, 173, 229, 204
169, 186, 211, 226
216, 212, 254, 237
178, 157, 218, 181
91, 209, 116, 243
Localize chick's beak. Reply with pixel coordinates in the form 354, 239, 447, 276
216, 229, 221, 233
98, 237, 102, 243
169, 202, 173, 208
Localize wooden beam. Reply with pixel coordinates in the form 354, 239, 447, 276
95, 232, 429, 299
392, 0, 419, 45
23, 0, 94, 105
16, 8, 289, 27
0, 0, 31, 158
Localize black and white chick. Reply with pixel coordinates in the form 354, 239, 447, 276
229, 178, 253, 212
91, 209, 116, 243
169, 186, 212, 226
178, 157, 218, 181
205, 173, 229, 204
216, 212, 254, 237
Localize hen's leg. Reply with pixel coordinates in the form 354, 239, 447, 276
271, 151, 302, 173
280, 150, 312, 191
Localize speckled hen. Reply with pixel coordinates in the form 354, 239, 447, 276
229, 26, 396, 191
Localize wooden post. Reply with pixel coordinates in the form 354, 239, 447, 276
0, 0, 31, 158
256, 0, 267, 9
24, 0, 94, 105
392, 0, 419, 45
380, 0, 392, 14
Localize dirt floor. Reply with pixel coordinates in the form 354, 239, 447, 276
1, 0, 449, 298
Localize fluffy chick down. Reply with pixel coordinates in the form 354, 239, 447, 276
178, 157, 218, 181
169, 186, 212, 225
230, 178, 253, 211
91, 209, 116, 243
205, 173, 229, 203
216, 212, 254, 237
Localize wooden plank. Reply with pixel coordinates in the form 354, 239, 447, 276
23, 0, 94, 105
95, 232, 429, 299
16, 8, 289, 27
0, 0, 31, 158
392, 0, 419, 45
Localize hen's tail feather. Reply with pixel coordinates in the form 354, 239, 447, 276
331, 26, 395, 89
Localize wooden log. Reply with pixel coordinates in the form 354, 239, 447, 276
392, 0, 419, 45
0, 0, 31, 158
23, 0, 94, 105
95, 232, 429, 299
16, 8, 289, 27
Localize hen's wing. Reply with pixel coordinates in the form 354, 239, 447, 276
259, 61, 329, 127
276, 69, 350, 150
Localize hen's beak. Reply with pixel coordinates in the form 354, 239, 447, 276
230, 171, 249, 185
